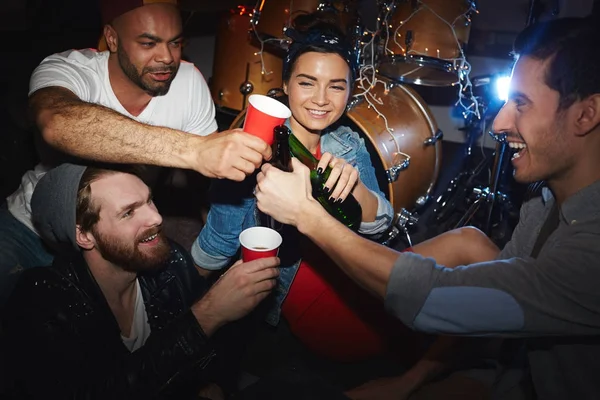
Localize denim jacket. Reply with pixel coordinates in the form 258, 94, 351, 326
191, 123, 394, 325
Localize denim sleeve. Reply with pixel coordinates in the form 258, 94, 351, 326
191, 178, 256, 270
347, 131, 394, 235
359, 190, 395, 235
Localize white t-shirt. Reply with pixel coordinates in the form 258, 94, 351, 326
7, 49, 218, 233
121, 279, 151, 353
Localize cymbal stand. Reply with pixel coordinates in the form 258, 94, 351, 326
453, 136, 512, 235
432, 104, 515, 241
432, 107, 491, 224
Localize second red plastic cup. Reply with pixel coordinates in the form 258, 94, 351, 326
239, 226, 282, 262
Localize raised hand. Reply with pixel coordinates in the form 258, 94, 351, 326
194, 128, 272, 181
255, 158, 318, 227
317, 152, 360, 202
191, 257, 280, 336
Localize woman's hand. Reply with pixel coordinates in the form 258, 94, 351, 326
317, 152, 360, 202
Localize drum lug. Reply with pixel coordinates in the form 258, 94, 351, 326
346, 96, 361, 111
386, 159, 410, 183
424, 129, 443, 146
239, 81, 254, 95
250, 5, 260, 26
415, 195, 429, 208
266, 88, 285, 98
397, 208, 419, 228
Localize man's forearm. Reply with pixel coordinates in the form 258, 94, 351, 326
31, 87, 199, 169
296, 201, 401, 299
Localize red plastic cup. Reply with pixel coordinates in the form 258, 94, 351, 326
239, 226, 282, 262
243, 94, 291, 145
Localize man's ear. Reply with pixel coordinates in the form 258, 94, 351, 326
103, 25, 119, 53
76, 225, 95, 250
283, 82, 288, 95
574, 94, 600, 136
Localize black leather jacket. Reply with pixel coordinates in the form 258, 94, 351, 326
2, 240, 216, 399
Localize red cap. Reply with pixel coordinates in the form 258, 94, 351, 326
97, 0, 178, 50
99, 0, 178, 25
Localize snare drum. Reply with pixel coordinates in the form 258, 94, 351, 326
210, 7, 283, 111
230, 77, 442, 213
378, 0, 475, 87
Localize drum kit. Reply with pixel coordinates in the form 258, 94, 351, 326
209, 0, 497, 247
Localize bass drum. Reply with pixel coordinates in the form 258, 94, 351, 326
344, 77, 442, 212
230, 77, 442, 213
210, 7, 283, 111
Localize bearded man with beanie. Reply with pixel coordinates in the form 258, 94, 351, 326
1, 163, 280, 399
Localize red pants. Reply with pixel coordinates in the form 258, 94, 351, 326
281, 250, 414, 363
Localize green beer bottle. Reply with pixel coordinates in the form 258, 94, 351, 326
288, 131, 362, 230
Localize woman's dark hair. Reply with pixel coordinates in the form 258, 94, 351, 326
514, 17, 600, 110
282, 11, 355, 82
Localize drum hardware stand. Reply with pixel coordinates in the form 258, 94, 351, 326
378, 208, 419, 248
432, 86, 515, 239
453, 136, 512, 235
432, 115, 487, 223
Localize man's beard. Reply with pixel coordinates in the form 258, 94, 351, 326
117, 44, 177, 96
92, 226, 171, 273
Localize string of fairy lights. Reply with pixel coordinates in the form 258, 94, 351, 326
248, 0, 480, 167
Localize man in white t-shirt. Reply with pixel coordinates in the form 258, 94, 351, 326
0, 1, 272, 305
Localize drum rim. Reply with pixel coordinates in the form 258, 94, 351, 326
377, 55, 459, 87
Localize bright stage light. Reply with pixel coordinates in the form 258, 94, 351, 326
495, 75, 511, 102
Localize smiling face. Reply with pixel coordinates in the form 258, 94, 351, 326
107, 4, 183, 96
283, 51, 352, 137
85, 173, 170, 273
492, 56, 578, 185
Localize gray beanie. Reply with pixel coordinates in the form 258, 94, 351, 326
31, 163, 87, 251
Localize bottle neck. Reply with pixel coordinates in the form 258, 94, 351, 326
289, 133, 319, 170
288, 117, 321, 155
273, 126, 292, 172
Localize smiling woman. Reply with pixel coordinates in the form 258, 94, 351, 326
192, 10, 398, 362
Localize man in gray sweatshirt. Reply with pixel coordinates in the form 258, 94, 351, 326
254, 17, 600, 399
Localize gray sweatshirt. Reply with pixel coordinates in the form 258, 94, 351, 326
385, 181, 600, 399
